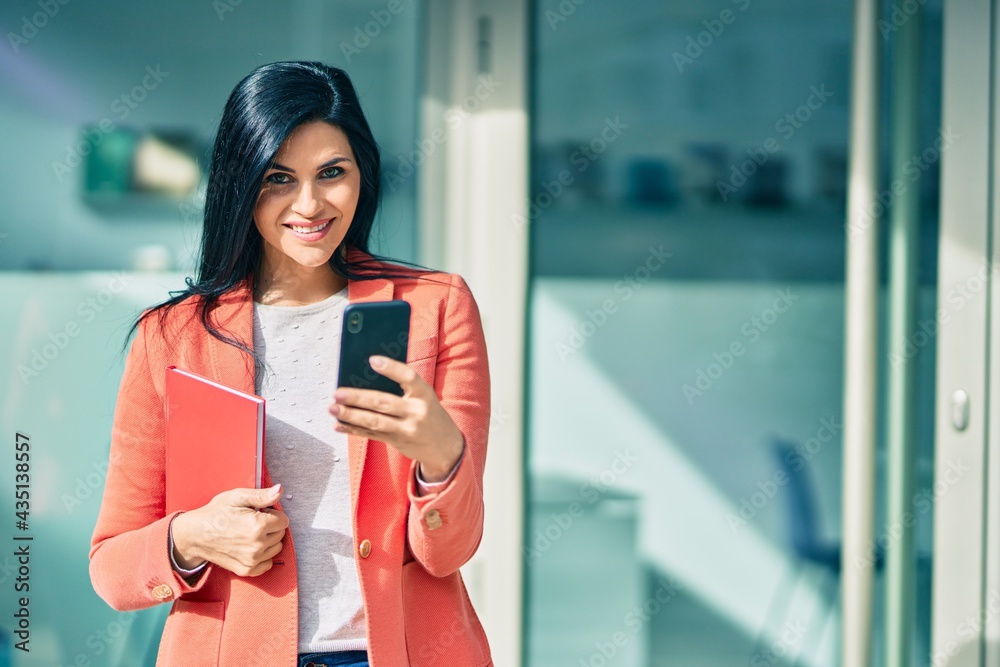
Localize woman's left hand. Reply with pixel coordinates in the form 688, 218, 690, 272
328, 355, 464, 482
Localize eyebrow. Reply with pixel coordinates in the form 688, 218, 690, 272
267, 157, 353, 172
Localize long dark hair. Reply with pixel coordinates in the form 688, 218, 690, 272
123, 61, 444, 375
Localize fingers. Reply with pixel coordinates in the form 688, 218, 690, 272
332, 385, 407, 417
330, 403, 397, 435
248, 483, 283, 509
222, 484, 283, 509
367, 355, 423, 392
246, 559, 274, 577
240, 534, 285, 576
260, 540, 285, 561
218, 529, 286, 577
186, 490, 290, 579
258, 509, 289, 534
225, 556, 274, 578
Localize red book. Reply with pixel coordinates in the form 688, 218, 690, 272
164, 366, 265, 514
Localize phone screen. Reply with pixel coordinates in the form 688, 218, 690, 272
336, 300, 411, 396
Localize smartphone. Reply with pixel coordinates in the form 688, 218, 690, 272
337, 300, 411, 396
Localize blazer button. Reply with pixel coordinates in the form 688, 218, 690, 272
426, 509, 443, 531
359, 539, 372, 558
152, 584, 174, 601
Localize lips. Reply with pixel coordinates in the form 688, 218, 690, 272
285, 219, 331, 234
283, 218, 333, 241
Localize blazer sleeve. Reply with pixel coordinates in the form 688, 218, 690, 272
405, 273, 491, 577
89, 311, 215, 611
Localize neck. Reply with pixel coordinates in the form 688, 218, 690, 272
253, 255, 347, 306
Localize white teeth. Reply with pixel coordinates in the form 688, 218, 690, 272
289, 221, 330, 234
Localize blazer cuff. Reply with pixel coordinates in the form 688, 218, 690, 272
414, 441, 465, 496
407, 434, 474, 514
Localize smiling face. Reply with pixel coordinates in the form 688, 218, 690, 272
253, 120, 361, 289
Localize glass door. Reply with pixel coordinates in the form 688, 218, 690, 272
523, 1, 942, 665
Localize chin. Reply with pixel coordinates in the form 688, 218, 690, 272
270, 253, 326, 271
298, 254, 337, 268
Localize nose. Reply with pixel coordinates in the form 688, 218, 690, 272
291, 181, 324, 219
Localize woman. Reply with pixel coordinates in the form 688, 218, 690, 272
88, 61, 493, 667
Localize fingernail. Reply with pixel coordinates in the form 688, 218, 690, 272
370, 355, 386, 369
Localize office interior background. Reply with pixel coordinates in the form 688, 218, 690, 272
3, 0, 998, 665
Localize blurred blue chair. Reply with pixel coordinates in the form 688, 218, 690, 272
755, 438, 885, 666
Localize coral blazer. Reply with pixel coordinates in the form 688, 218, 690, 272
89, 246, 493, 666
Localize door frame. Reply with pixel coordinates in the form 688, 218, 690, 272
418, 2, 530, 665
931, 1, 994, 665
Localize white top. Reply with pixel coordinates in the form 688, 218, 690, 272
253, 286, 366, 652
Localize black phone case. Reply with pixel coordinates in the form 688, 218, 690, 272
337, 300, 412, 396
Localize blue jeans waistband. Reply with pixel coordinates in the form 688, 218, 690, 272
297, 650, 369, 667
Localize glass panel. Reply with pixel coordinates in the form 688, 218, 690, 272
0, 1, 422, 663
524, 1, 941, 665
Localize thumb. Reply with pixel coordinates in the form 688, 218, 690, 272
229, 484, 282, 509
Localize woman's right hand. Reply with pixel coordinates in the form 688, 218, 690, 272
170, 484, 289, 577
